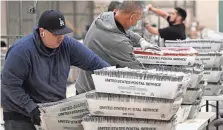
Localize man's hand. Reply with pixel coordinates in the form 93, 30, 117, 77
144, 4, 153, 14
144, 23, 160, 35
30, 107, 41, 126
147, 4, 153, 11
139, 38, 160, 51
145, 4, 169, 19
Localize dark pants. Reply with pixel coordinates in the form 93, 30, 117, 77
4, 120, 36, 130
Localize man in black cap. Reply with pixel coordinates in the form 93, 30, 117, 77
144, 4, 187, 41
1, 10, 109, 130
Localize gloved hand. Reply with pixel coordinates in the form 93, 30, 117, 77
139, 38, 160, 51
144, 4, 153, 14
30, 107, 41, 125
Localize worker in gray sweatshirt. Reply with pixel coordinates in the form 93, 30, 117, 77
75, 1, 160, 94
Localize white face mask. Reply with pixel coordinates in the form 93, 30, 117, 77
128, 20, 140, 31
128, 26, 135, 31
128, 15, 135, 31
128, 15, 140, 31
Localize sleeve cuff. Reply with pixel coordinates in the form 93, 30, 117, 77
126, 31, 142, 45
25, 100, 38, 114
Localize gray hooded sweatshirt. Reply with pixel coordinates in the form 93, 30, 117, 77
75, 12, 144, 93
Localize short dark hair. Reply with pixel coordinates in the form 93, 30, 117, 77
108, 1, 121, 12
119, 0, 145, 13
175, 7, 187, 21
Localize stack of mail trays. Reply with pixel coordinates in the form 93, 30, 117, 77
134, 47, 205, 123
165, 39, 223, 96
81, 47, 196, 130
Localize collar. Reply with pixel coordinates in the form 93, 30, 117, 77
114, 13, 126, 34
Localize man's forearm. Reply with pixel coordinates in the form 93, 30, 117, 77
145, 24, 159, 35
150, 7, 169, 19
127, 31, 142, 46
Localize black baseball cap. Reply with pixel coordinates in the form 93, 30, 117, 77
38, 10, 73, 35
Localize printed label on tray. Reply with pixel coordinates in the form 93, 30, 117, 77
135, 54, 195, 66
93, 75, 183, 99
97, 127, 157, 130
39, 98, 87, 114
41, 117, 83, 130
82, 122, 173, 130
87, 99, 177, 120
165, 42, 222, 52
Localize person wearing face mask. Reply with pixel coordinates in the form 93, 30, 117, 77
107, 1, 158, 49
75, 1, 160, 94
144, 4, 187, 41
1, 10, 110, 130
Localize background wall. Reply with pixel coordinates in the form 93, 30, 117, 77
219, 0, 223, 32
196, 0, 219, 31
0, 0, 221, 43
1, 1, 7, 36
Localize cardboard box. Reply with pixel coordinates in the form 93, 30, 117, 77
134, 47, 197, 66
92, 74, 190, 99
82, 115, 177, 130
86, 92, 182, 120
